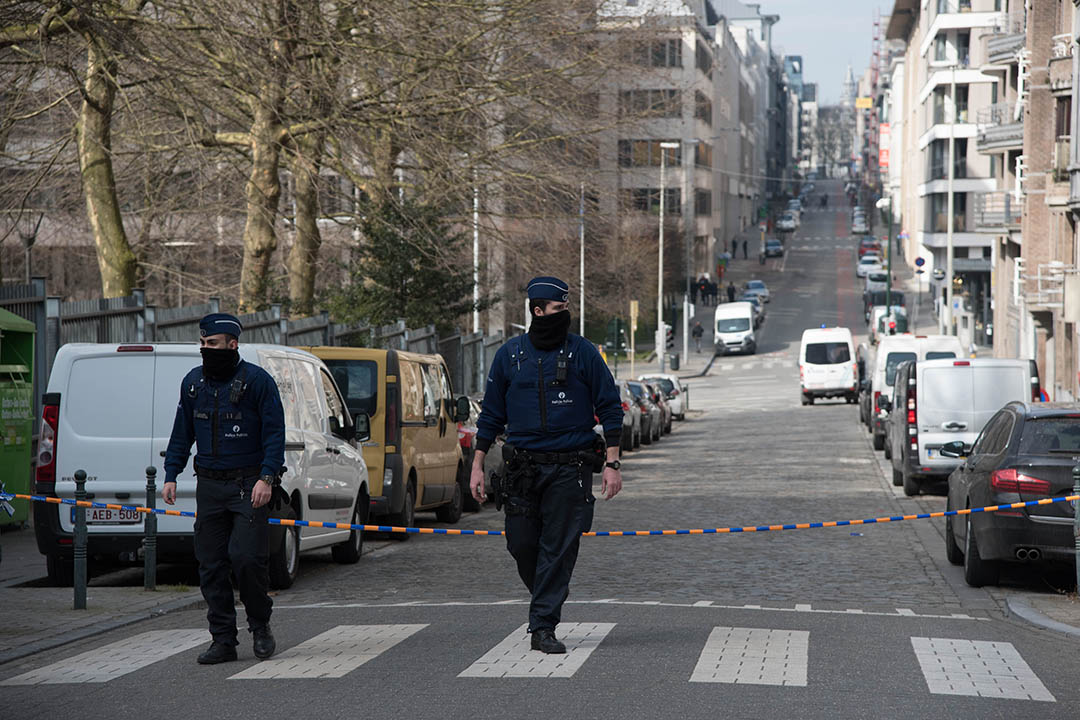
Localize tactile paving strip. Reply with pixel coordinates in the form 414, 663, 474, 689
690, 626, 809, 686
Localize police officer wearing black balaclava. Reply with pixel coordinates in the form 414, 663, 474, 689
162, 313, 285, 665
470, 277, 623, 654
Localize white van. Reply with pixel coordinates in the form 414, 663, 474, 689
885, 358, 1032, 496
799, 327, 856, 405
714, 302, 756, 355
33, 343, 370, 588
869, 334, 964, 450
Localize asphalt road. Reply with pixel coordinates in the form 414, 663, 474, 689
3, 180, 1079, 719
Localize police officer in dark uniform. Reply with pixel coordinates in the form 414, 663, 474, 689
162, 313, 286, 665
469, 277, 623, 654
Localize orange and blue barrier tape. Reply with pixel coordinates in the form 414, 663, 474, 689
2, 491, 1077, 537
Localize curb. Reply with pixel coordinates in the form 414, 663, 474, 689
1005, 596, 1080, 640
0, 592, 205, 667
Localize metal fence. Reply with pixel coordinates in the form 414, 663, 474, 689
0, 277, 506, 424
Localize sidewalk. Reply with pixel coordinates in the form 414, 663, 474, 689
0, 523, 204, 666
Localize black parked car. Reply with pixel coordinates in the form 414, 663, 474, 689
764, 238, 784, 257
943, 401, 1080, 587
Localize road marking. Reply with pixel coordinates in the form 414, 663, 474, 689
0, 630, 206, 685
228, 624, 427, 680
911, 637, 1055, 701
459, 622, 615, 678
690, 627, 809, 686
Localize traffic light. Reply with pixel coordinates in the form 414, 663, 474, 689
664, 323, 675, 350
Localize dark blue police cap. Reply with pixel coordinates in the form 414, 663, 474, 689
526, 276, 569, 302
199, 313, 243, 338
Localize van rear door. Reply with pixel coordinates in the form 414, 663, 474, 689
917, 364, 976, 464
56, 347, 156, 535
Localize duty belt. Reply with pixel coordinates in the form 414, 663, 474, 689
515, 448, 591, 464
194, 464, 261, 481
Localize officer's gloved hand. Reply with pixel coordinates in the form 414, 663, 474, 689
259, 475, 282, 511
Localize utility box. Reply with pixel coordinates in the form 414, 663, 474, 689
0, 307, 35, 527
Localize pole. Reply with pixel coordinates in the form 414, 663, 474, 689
886, 203, 893, 312
944, 66, 956, 334
580, 182, 585, 336
658, 148, 667, 373
683, 139, 693, 369
73, 469, 87, 610
144, 466, 157, 591
472, 170, 480, 334
630, 303, 636, 380
1073, 464, 1080, 593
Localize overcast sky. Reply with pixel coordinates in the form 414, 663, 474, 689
766, 0, 886, 105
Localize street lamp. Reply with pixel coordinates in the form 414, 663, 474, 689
943, 64, 958, 335
658, 141, 679, 372
875, 196, 893, 315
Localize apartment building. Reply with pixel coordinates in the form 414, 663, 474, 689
887, 0, 1001, 345
800, 83, 820, 175
985, 1, 1077, 400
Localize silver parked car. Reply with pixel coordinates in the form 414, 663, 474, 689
627, 380, 662, 444
615, 380, 643, 451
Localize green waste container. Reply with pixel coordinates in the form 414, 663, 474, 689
0, 307, 35, 527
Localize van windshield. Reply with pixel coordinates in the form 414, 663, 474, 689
805, 342, 850, 365
885, 352, 916, 385
322, 359, 379, 417
717, 317, 750, 333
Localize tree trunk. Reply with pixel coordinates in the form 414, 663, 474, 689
77, 33, 136, 298
238, 98, 284, 312
287, 132, 324, 315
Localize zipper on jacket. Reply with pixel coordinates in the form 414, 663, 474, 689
538, 358, 547, 430
211, 387, 220, 457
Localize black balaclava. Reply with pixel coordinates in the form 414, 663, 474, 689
201, 346, 240, 381
529, 310, 571, 351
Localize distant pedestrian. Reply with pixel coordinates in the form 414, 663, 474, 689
708, 281, 718, 305
742, 239, 748, 259
691, 321, 704, 353
726, 282, 736, 303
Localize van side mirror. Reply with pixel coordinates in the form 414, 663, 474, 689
939, 440, 966, 458
353, 412, 371, 443
329, 415, 352, 441
454, 396, 470, 423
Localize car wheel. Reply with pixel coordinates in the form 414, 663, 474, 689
944, 500, 963, 566
642, 423, 652, 445
891, 467, 903, 487
388, 480, 416, 541
331, 492, 367, 564
963, 514, 998, 587
460, 463, 480, 513
46, 554, 75, 587
621, 428, 631, 452
872, 433, 884, 451
665, 418, 672, 434
436, 480, 463, 524
883, 441, 892, 460
268, 502, 300, 589
633, 429, 641, 449
902, 470, 919, 497
800, 394, 809, 406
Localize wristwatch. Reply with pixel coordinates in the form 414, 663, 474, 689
605, 460, 621, 471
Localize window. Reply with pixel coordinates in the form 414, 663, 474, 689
1019, 417, 1080, 454
322, 359, 378, 417
695, 42, 713, 78
929, 192, 967, 232
885, 352, 917, 386
619, 89, 680, 118
694, 141, 712, 169
632, 38, 682, 68
934, 35, 947, 62
957, 31, 970, 67
622, 188, 681, 214
932, 87, 947, 125
955, 85, 969, 122
694, 91, 712, 124
320, 368, 347, 432
292, 360, 324, 432
421, 365, 439, 420
695, 189, 711, 215
805, 343, 851, 365
973, 411, 1013, 455
1055, 96, 1072, 138
617, 139, 681, 167
262, 355, 301, 428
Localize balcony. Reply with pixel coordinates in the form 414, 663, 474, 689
985, 18, 1025, 64
976, 102, 1023, 153
973, 190, 1021, 233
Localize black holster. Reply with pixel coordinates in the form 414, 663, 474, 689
501, 444, 538, 517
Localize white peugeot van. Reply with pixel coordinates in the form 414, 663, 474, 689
799, 326, 856, 405
869, 334, 965, 450
884, 358, 1033, 496
714, 302, 756, 355
33, 343, 370, 588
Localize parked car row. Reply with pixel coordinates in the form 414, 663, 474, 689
35, 343, 473, 587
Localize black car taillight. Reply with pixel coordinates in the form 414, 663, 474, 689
36, 393, 60, 493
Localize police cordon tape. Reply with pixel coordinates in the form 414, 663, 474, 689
2, 491, 1079, 537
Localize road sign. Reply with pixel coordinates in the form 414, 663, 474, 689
855, 97, 873, 109
914, 257, 925, 267
915, 268, 925, 275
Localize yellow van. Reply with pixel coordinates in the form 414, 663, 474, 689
301, 347, 470, 532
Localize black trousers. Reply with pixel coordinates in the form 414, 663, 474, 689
505, 462, 595, 632
194, 474, 272, 645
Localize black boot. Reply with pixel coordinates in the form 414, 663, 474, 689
530, 628, 566, 654
197, 641, 238, 665
253, 626, 276, 660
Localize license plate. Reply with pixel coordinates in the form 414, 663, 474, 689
71, 507, 143, 524
925, 449, 935, 459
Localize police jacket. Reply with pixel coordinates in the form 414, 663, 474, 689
476, 333, 622, 453
163, 359, 286, 484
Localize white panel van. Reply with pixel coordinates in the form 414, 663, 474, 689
32, 343, 370, 588
799, 327, 856, 405
714, 302, 756, 355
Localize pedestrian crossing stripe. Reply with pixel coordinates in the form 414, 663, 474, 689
0, 626, 1057, 700
228, 624, 427, 680
459, 622, 615, 678
0, 630, 206, 685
